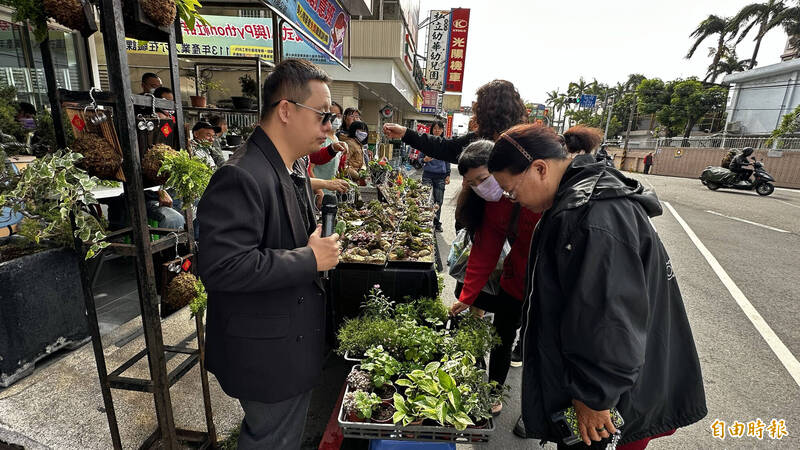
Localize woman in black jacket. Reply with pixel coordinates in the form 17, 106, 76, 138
382, 80, 528, 163
487, 123, 707, 449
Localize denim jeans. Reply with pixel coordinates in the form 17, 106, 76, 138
422, 174, 446, 227
146, 201, 185, 229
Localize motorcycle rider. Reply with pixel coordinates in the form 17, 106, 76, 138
729, 147, 755, 183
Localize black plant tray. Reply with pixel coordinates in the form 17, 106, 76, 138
338, 382, 495, 443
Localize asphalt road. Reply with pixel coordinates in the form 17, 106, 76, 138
433, 169, 800, 450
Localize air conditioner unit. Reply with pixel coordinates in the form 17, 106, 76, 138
726, 121, 742, 133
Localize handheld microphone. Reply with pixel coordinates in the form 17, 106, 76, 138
321, 194, 338, 279
321, 194, 338, 238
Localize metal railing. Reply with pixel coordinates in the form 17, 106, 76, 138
624, 136, 800, 151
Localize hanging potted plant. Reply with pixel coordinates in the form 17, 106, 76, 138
225, 126, 242, 147
232, 74, 258, 110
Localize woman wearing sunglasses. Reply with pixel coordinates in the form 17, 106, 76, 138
488, 124, 706, 449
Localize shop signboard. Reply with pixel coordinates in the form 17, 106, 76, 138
421, 90, 438, 114
444, 8, 470, 92
425, 10, 450, 92
265, 0, 350, 61
125, 15, 337, 65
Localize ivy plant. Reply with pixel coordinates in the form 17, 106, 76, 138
0, 150, 108, 259
0, 0, 49, 42
189, 278, 207, 318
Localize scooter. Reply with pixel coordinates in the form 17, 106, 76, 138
700, 160, 775, 196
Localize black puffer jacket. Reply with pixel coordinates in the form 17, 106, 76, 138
520, 157, 707, 445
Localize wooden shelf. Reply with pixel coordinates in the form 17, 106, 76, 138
183, 106, 259, 114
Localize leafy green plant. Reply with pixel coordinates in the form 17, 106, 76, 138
352, 390, 382, 420
395, 320, 443, 364
395, 362, 473, 430
442, 352, 507, 422
361, 346, 401, 388
0, 150, 108, 258
412, 297, 448, 327
447, 315, 501, 360
336, 316, 398, 358
189, 278, 207, 318
361, 284, 394, 318
175, 0, 210, 31
239, 74, 259, 99
0, 86, 25, 142
158, 149, 213, 207
392, 392, 421, 426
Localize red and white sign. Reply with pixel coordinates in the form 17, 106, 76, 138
445, 8, 470, 93
446, 115, 454, 138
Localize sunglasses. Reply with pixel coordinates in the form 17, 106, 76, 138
272, 99, 335, 125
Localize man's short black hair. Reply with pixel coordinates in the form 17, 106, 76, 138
193, 121, 215, 132
262, 58, 331, 120
142, 72, 160, 84
432, 120, 445, 130
18, 102, 36, 116
153, 86, 172, 98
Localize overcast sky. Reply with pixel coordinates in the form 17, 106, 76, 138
418, 0, 790, 105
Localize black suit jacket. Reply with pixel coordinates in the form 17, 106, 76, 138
198, 126, 325, 403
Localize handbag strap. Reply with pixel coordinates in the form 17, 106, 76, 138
505, 203, 522, 245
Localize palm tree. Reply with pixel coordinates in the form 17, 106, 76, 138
686, 15, 739, 84
709, 46, 753, 78
769, 3, 800, 58
730, 0, 790, 69
624, 74, 646, 92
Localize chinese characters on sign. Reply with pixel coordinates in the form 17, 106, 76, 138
124, 15, 336, 65
425, 10, 450, 92
445, 8, 470, 93
421, 90, 439, 114
711, 418, 788, 441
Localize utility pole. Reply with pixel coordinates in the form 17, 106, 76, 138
603, 99, 615, 144
623, 95, 637, 165
603, 89, 614, 144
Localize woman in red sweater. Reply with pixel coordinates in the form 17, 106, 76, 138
450, 140, 541, 415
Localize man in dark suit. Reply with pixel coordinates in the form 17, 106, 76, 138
198, 58, 340, 450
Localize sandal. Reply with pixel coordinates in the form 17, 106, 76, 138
491, 402, 503, 416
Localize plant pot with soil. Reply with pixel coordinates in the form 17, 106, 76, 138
233, 74, 258, 110
343, 390, 382, 423
190, 96, 207, 108
375, 383, 396, 403
371, 402, 395, 424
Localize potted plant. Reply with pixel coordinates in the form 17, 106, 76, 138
232, 74, 258, 110
346, 367, 373, 392
361, 346, 400, 402
392, 392, 423, 427
0, 150, 108, 387
343, 390, 382, 423
225, 126, 243, 147
191, 71, 225, 108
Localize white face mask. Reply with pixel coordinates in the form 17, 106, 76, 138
471, 175, 504, 202
355, 130, 368, 144
331, 117, 342, 130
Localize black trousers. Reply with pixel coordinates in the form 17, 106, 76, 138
468, 287, 523, 386
643, 163, 651, 174
237, 390, 312, 450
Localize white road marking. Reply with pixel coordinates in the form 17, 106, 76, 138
773, 198, 800, 210
664, 201, 800, 388
704, 210, 789, 233
775, 187, 800, 195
